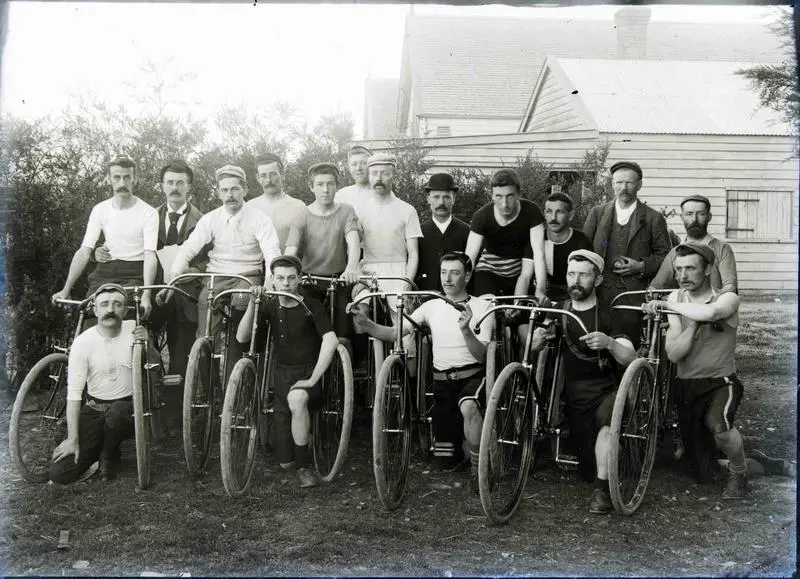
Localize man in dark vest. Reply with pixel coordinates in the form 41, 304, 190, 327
416, 173, 470, 292
583, 161, 671, 347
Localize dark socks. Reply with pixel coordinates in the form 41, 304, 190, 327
595, 478, 610, 494
294, 443, 311, 468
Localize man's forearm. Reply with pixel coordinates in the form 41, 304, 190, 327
607, 339, 637, 367
533, 255, 547, 297
405, 251, 419, 283
461, 329, 487, 362
65, 399, 82, 443
666, 324, 698, 363
363, 318, 398, 343
62, 248, 92, 293
308, 334, 338, 384
345, 231, 361, 271
143, 251, 157, 295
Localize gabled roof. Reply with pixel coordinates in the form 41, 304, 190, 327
397, 13, 785, 126
363, 78, 400, 140
521, 57, 793, 136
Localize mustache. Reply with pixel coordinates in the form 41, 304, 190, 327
101, 312, 121, 321
373, 181, 385, 187
116, 187, 130, 193
548, 221, 560, 225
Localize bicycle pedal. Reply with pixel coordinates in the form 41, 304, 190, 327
162, 374, 183, 387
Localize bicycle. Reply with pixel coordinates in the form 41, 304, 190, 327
9, 297, 92, 482
349, 289, 460, 511
168, 273, 256, 476
607, 288, 680, 515
300, 274, 357, 481
472, 301, 592, 524
219, 288, 315, 497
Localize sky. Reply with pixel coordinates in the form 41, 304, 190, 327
0, 2, 786, 139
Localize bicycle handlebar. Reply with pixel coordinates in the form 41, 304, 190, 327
54, 297, 92, 310
125, 284, 197, 303
356, 275, 418, 291
302, 274, 349, 286
472, 305, 591, 335
610, 288, 674, 307
216, 287, 313, 316
613, 304, 681, 316
169, 272, 257, 289
488, 294, 540, 302
350, 290, 465, 312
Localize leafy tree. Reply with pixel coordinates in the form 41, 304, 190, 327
736, 9, 799, 129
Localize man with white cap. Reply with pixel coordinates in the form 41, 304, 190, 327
336, 145, 372, 218
160, 164, 281, 366
529, 249, 638, 514
352, 153, 423, 310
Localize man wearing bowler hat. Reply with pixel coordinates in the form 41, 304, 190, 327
583, 160, 671, 347
416, 173, 471, 293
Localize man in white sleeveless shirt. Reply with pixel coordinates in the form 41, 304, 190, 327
50, 284, 149, 483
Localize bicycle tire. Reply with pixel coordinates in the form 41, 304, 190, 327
220, 357, 259, 497
132, 343, 151, 490
313, 343, 354, 482
9, 353, 69, 483
608, 358, 658, 515
372, 354, 412, 511
415, 332, 434, 458
478, 362, 537, 525
182, 337, 216, 475
257, 333, 275, 454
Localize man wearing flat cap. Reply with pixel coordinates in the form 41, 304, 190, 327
583, 160, 671, 347
647, 242, 750, 499
336, 145, 373, 218
649, 194, 737, 294
299, 162, 362, 342
529, 249, 638, 514
247, 153, 303, 256
416, 173, 470, 292
162, 164, 281, 370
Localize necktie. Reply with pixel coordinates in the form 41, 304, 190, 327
166, 211, 181, 246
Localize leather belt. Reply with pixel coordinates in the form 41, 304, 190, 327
433, 366, 483, 382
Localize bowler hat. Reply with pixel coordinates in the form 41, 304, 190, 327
609, 161, 643, 180
424, 173, 459, 193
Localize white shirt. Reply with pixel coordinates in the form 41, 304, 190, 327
81, 197, 158, 260
614, 199, 638, 226
67, 321, 136, 402
359, 193, 423, 264
411, 296, 494, 370
246, 194, 306, 252
163, 203, 188, 242
336, 184, 372, 219
433, 216, 452, 234
170, 204, 281, 278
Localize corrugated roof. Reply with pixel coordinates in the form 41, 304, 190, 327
364, 78, 400, 139
403, 14, 785, 120
554, 58, 793, 136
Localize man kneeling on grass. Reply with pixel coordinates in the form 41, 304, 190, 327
237, 255, 338, 488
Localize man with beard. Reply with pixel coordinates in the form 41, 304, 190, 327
49, 284, 150, 483
52, 156, 158, 318
649, 194, 737, 294
416, 173, 470, 293
542, 192, 592, 302
583, 161, 671, 347
247, 153, 303, 255
336, 145, 372, 217
529, 250, 638, 513
162, 165, 281, 370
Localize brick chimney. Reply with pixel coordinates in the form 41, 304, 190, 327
614, 6, 652, 59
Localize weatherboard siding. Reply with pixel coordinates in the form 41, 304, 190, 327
526, 69, 586, 133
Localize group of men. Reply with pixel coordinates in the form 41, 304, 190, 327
47, 151, 792, 508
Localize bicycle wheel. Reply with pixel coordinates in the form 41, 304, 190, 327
415, 332, 434, 458
313, 343, 354, 482
608, 358, 658, 515
372, 354, 412, 511
220, 357, 259, 497
257, 334, 275, 453
9, 353, 69, 483
183, 337, 216, 475
365, 337, 386, 408
132, 343, 151, 490
484, 341, 501, 405
478, 362, 537, 525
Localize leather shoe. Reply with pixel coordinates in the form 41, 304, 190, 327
297, 467, 320, 488
588, 488, 613, 514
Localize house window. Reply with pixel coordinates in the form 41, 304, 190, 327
435, 126, 451, 137
726, 190, 793, 240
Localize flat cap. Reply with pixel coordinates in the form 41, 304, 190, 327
93, 283, 128, 301
425, 173, 459, 192
215, 164, 246, 183
308, 162, 340, 179
366, 153, 397, 169
674, 242, 715, 266
348, 145, 372, 157
567, 249, 605, 273
269, 254, 303, 273
680, 194, 711, 210
609, 161, 643, 180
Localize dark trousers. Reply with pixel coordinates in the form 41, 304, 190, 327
49, 399, 134, 484
272, 362, 316, 465
432, 380, 465, 460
